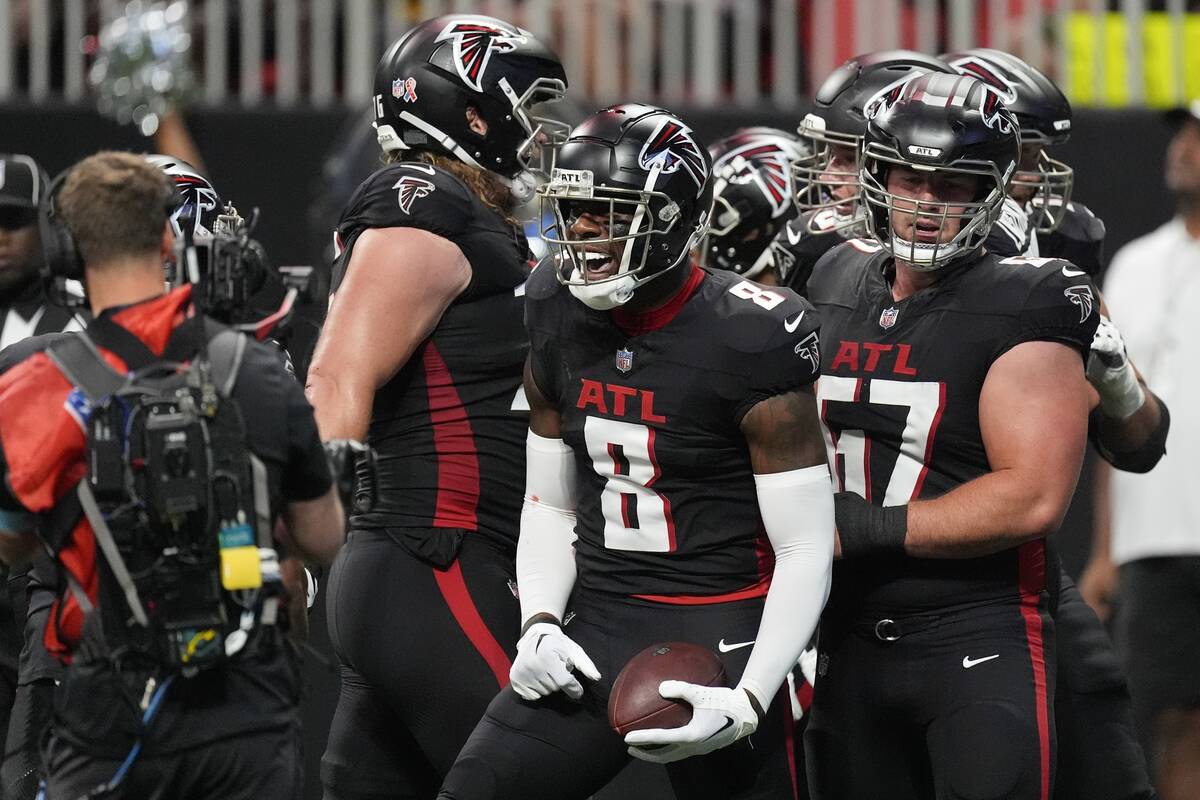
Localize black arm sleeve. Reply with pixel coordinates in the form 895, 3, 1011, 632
1089, 392, 1170, 474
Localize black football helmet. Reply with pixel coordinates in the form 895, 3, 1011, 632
373, 14, 568, 197
796, 50, 954, 235
540, 104, 713, 310
942, 48, 1073, 232
697, 127, 814, 277
860, 72, 1019, 272
144, 154, 222, 240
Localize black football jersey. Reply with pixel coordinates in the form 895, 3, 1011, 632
767, 210, 848, 295
332, 162, 531, 550
526, 264, 821, 599
808, 240, 1099, 615
1039, 201, 1106, 278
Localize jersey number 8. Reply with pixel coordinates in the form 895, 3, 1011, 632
583, 417, 676, 553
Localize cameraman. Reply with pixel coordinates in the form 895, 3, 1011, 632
0, 151, 343, 799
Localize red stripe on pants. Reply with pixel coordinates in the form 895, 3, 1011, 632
422, 343, 480, 529
1018, 540, 1052, 800
433, 559, 511, 689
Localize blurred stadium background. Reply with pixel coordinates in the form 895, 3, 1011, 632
1, 2, 1188, 797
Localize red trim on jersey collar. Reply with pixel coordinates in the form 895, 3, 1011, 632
611, 264, 705, 337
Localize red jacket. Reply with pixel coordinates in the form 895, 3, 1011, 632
0, 287, 197, 660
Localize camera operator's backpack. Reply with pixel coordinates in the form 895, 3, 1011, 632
43, 316, 277, 672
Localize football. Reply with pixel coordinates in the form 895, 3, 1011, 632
608, 642, 728, 736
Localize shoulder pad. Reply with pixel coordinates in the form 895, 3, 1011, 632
806, 239, 879, 303
524, 255, 564, 302
709, 274, 821, 420
337, 162, 474, 241
771, 213, 849, 292
977, 253, 1099, 355
1055, 201, 1106, 244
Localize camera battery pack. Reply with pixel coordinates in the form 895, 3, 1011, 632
218, 523, 262, 590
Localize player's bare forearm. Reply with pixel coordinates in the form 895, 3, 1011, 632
305, 370, 372, 442
904, 467, 1075, 558
740, 385, 827, 474
905, 340, 1090, 559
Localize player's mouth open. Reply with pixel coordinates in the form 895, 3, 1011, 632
581, 249, 619, 280
911, 218, 942, 243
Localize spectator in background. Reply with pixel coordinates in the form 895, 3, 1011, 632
0, 154, 86, 796
1082, 102, 1200, 800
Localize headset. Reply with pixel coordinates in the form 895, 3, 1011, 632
39, 165, 183, 283
39, 169, 84, 281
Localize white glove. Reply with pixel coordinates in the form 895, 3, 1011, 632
509, 622, 600, 702
1087, 315, 1145, 419
624, 681, 760, 764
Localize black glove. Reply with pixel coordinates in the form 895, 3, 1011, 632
322, 439, 377, 513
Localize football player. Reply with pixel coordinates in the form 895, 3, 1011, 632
303, 14, 570, 799
438, 104, 833, 800
696, 127, 814, 280
942, 48, 1164, 800
804, 72, 1097, 800
769, 51, 955, 292
942, 48, 1104, 275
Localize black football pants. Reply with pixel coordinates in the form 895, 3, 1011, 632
806, 599, 1056, 800
321, 529, 520, 800
438, 590, 803, 800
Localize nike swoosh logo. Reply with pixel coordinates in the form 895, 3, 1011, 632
1061, 265, 1086, 277
785, 224, 805, 246
784, 311, 805, 333
703, 716, 736, 742
717, 639, 755, 653
962, 654, 1000, 669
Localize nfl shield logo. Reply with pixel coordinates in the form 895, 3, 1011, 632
615, 348, 634, 373
392, 78, 404, 99
879, 307, 899, 329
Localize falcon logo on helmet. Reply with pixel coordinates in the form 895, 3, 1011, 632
436, 19, 528, 92
394, 176, 435, 214
714, 142, 792, 217
948, 55, 1020, 105
638, 118, 707, 195
979, 87, 1016, 134
1064, 285, 1094, 323
863, 73, 924, 121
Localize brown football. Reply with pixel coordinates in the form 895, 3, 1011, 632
608, 642, 728, 736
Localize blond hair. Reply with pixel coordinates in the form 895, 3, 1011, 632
58, 151, 174, 266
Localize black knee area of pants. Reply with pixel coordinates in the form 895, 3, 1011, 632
436, 752, 502, 800
932, 704, 1028, 800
